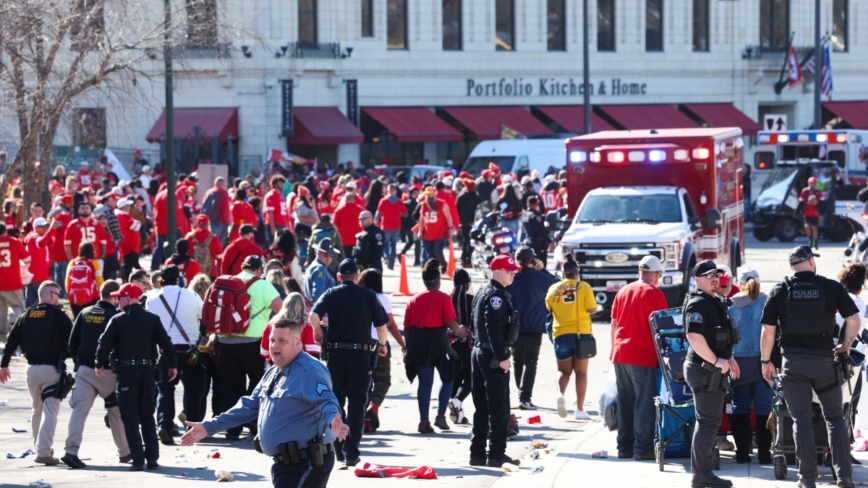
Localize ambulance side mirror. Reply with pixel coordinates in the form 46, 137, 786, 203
705, 209, 722, 230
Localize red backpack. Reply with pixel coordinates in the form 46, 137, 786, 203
67, 259, 98, 306
202, 275, 266, 336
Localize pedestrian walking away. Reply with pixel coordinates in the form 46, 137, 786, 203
760, 246, 860, 488
0, 222, 31, 340
181, 318, 350, 488
448, 268, 475, 425
0, 281, 73, 466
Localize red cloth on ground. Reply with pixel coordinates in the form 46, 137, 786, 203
354, 462, 437, 479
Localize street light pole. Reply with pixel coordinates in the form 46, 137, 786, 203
582, 0, 591, 135
164, 0, 177, 255
813, 0, 822, 129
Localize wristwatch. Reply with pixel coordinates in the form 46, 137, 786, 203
760, 359, 771, 364
379, 342, 387, 347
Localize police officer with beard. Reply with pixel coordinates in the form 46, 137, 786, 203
683, 261, 740, 488
761, 246, 859, 488
353, 211, 384, 272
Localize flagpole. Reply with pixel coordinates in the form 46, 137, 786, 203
813, 0, 822, 129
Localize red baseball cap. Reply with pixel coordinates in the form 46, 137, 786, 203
490, 255, 519, 271
808, 177, 817, 183
196, 214, 209, 225
482, 169, 492, 178
111, 283, 143, 299
61, 194, 74, 205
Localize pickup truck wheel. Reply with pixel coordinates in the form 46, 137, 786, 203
774, 218, 799, 242
752, 226, 773, 241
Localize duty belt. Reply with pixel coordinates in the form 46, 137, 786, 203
782, 347, 834, 358
119, 359, 154, 367
326, 342, 376, 352
271, 443, 334, 465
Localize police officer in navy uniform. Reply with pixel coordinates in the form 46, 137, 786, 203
353, 211, 384, 272
309, 258, 388, 467
469, 254, 521, 468
182, 318, 348, 488
683, 260, 740, 488
761, 246, 859, 488
95, 283, 177, 471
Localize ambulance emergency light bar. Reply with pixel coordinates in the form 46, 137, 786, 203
569, 143, 708, 164
757, 131, 849, 144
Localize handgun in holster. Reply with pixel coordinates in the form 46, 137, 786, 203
279, 441, 301, 465
701, 361, 729, 392
308, 437, 324, 467
835, 354, 853, 386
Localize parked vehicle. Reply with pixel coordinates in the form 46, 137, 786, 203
461, 139, 566, 176
841, 201, 868, 267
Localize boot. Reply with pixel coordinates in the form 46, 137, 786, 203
730, 414, 752, 463
755, 414, 772, 464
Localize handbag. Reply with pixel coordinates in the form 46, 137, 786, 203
572, 280, 597, 359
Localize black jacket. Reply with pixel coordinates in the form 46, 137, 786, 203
471, 280, 516, 362
95, 303, 177, 369
456, 191, 483, 226
69, 300, 120, 371
353, 224, 385, 270
1, 304, 72, 368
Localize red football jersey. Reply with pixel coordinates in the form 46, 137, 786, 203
64, 218, 107, 259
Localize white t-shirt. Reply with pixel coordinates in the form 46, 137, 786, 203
836, 293, 867, 353
371, 292, 392, 340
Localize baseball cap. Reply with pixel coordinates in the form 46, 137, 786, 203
241, 255, 264, 270
61, 194, 74, 205
239, 224, 255, 236
481, 169, 492, 178
501, 175, 513, 184
807, 176, 817, 183
33, 218, 49, 227
111, 187, 124, 197
738, 268, 760, 285
639, 255, 663, 272
490, 254, 519, 272
142, 165, 151, 172
718, 265, 732, 286
463, 179, 476, 191
116, 198, 133, 208
161, 265, 180, 284
338, 258, 358, 275
196, 214, 209, 225
111, 283, 143, 299
320, 181, 331, 191
346, 181, 357, 189
789, 245, 819, 265
422, 187, 435, 196
694, 260, 723, 277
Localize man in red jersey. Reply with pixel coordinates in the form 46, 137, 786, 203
24, 218, 52, 307
201, 176, 232, 246
64, 202, 107, 261
332, 193, 366, 256
0, 222, 30, 340
229, 188, 256, 243
115, 199, 142, 282
418, 187, 455, 272
264, 175, 288, 245
152, 186, 189, 270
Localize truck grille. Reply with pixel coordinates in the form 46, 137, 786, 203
572, 245, 664, 268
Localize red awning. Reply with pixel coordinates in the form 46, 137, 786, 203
443, 106, 552, 140
682, 103, 762, 136
597, 104, 699, 130
363, 107, 462, 143
535, 105, 616, 134
824, 101, 868, 129
146, 108, 239, 143
287, 107, 364, 145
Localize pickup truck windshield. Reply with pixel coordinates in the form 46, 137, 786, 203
576, 194, 682, 224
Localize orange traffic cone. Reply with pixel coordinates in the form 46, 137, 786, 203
392, 254, 412, 296
445, 240, 456, 279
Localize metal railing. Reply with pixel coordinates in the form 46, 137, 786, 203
288, 42, 341, 59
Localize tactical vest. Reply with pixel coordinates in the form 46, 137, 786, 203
681, 291, 740, 350
781, 276, 835, 337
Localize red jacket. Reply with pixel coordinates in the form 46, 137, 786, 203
116, 211, 142, 255
154, 189, 190, 236
220, 238, 262, 276
332, 199, 365, 247
25, 231, 52, 283
204, 187, 232, 225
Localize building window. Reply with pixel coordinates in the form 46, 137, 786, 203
646, 0, 663, 52
547, 0, 566, 51
597, 0, 615, 52
298, 0, 317, 45
73, 109, 107, 149
443, 0, 462, 50
186, 0, 217, 47
832, 0, 847, 52
692, 0, 709, 52
387, 0, 407, 50
362, 0, 373, 37
495, 0, 515, 51
759, 0, 789, 51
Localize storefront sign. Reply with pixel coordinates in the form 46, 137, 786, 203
281, 79, 294, 137
346, 79, 359, 126
466, 78, 647, 98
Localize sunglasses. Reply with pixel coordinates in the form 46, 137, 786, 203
700, 272, 722, 279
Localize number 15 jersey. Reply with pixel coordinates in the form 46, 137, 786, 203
64, 218, 108, 259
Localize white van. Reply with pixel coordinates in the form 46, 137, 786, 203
461, 139, 567, 176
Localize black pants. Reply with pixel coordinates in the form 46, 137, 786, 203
526, 238, 549, 267
70, 300, 97, 322
685, 361, 725, 483
460, 224, 473, 265
400, 235, 420, 265
157, 350, 207, 432
271, 452, 335, 488
512, 332, 542, 404
122, 252, 141, 283
217, 341, 265, 437
451, 340, 472, 402
117, 365, 159, 467
103, 253, 121, 280
199, 352, 220, 418
327, 349, 373, 462
369, 343, 391, 407
470, 347, 509, 460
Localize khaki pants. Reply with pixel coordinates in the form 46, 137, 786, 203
26, 364, 61, 458
65, 366, 130, 457
0, 289, 25, 337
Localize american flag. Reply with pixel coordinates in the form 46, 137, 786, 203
803, 44, 833, 99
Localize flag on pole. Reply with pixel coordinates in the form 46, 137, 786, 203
821, 43, 833, 100
500, 123, 525, 140
787, 46, 803, 89
267, 148, 308, 165
803, 49, 815, 76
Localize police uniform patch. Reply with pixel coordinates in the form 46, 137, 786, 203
689, 312, 704, 324
376, 233, 383, 241
491, 296, 503, 310
316, 383, 330, 395
276, 375, 286, 389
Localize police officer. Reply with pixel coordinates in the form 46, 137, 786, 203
181, 318, 349, 488
0, 281, 73, 466
62, 280, 131, 469
469, 254, 521, 468
95, 283, 177, 471
304, 238, 338, 302
520, 195, 551, 267
353, 211, 384, 272
761, 246, 859, 488
683, 260, 740, 488
309, 258, 388, 467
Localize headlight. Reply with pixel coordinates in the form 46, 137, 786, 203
661, 242, 680, 270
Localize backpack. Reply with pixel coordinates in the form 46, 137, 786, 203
202, 191, 221, 223
202, 275, 266, 336
193, 234, 214, 276
67, 259, 98, 306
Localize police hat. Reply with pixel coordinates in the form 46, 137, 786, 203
313, 237, 339, 255
789, 245, 819, 265
693, 260, 723, 277
338, 258, 358, 275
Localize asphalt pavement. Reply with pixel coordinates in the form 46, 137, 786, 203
2, 233, 868, 487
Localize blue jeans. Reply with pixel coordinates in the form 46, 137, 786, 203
422, 239, 447, 270
415, 361, 453, 422
24, 283, 40, 308
731, 379, 773, 416
52, 261, 69, 296
151, 234, 168, 271
211, 222, 228, 248
614, 363, 657, 456
382, 230, 401, 260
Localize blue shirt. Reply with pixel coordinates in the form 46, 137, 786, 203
730, 294, 768, 358
305, 259, 336, 302
506, 268, 559, 334
203, 352, 341, 455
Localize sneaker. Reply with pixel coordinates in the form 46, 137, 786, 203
35, 456, 60, 465
61, 453, 87, 469
158, 429, 175, 445
119, 454, 133, 464
574, 410, 591, 420
557, 396, 567, 418
716, 436, 734, 451
837, 477, 855, 488
486, 455, 520, 467
366, 405, 380, 430
225, 433, 240, 441
418, 422, 435, 434
448, 399, 461, 423
519, 401, 538, 410
796, 480, 818, 488
433, 416, 451, 431
455, 409, 470, 424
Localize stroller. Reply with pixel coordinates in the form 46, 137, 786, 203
650, 308, 722, 472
